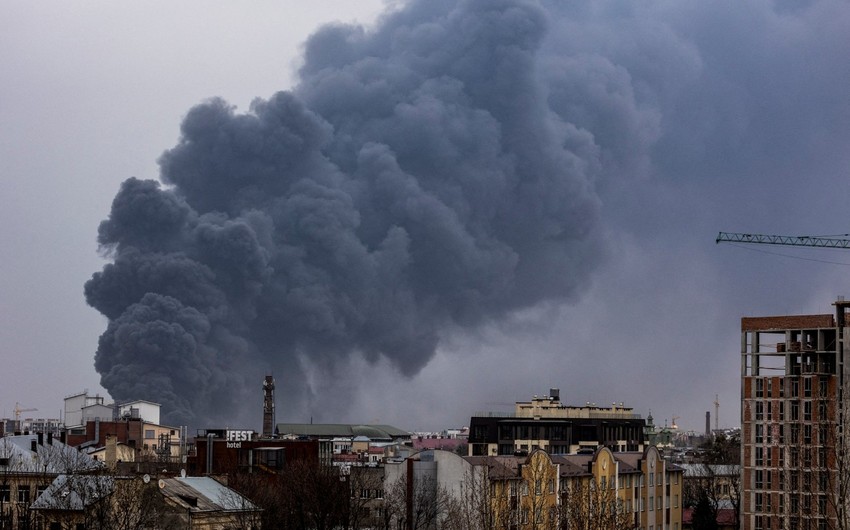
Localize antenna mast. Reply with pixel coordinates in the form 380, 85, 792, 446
714, 394, 719, 431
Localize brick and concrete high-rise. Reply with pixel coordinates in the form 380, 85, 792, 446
741, 299, 850, 530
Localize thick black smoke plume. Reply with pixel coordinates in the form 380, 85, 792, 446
86, 0, 613, 427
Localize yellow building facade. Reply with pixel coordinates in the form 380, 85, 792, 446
477, 446, 683, 530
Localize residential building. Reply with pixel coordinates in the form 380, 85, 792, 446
383, 445, 682, 530
30, 474, 262, 529
0, 434, 100, 529
65, 416, 186, 468
468, 389, 646, 456
740, 299, 850, 530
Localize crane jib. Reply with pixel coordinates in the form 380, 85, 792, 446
716, 232, 850, 248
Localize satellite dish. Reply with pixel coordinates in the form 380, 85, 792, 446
158, 479, 166, 490
142, 474, 150, 484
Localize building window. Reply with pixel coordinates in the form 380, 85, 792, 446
145, 429, 155, 439
0, 485, 9, 502
805, 378, 812, 398
755, 401, 764, 420
548, 478, 555, 494
805, 401, 812, 421
756, 424, 764, 444
755, 469, 763, 489
649, 496, 654, 511
756, 379, 764, 397
17, 485, 30, 504
756, 447, 764, 466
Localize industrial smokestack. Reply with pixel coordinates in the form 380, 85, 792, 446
262, 375, 275, 438
705, 411, 710, 437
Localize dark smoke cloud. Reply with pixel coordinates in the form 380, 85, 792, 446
85, 0, 615, 426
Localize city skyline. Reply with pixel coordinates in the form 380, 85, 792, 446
3, 0, 850, 433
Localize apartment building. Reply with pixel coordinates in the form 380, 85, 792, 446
741, 299, 850, 530
384, 445, 682, 530
0, 434, 100, 529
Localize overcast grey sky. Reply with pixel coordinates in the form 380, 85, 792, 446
2, 0, 850, 433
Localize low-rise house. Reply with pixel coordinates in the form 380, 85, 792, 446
159, 476, 262, 529
30, 474, 262, 529
0, 434, 100, 529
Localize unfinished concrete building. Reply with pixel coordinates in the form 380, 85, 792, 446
741, 299, 850, 530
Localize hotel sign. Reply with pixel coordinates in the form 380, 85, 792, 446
225, 430, 253, 448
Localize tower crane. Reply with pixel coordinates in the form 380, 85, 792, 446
14, 402, 37, 423
716, 232, 850, 248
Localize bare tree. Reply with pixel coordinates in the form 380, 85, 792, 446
440, 465, 494, 530
346, 466, 385, 530
379, 473, 451, 530
558, 478, 634, 530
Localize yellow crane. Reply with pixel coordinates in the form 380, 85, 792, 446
14, 402, 37, 423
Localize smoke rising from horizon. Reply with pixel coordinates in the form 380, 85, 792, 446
85, 0, 617, 426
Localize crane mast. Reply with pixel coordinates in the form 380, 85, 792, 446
716, 232, 850, 248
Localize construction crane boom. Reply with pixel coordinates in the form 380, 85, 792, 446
716, 232, 850, 248
14, 402, 37, 422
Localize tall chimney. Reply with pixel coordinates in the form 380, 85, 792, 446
705, 411, 711, 437
262, 375, 276, 438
